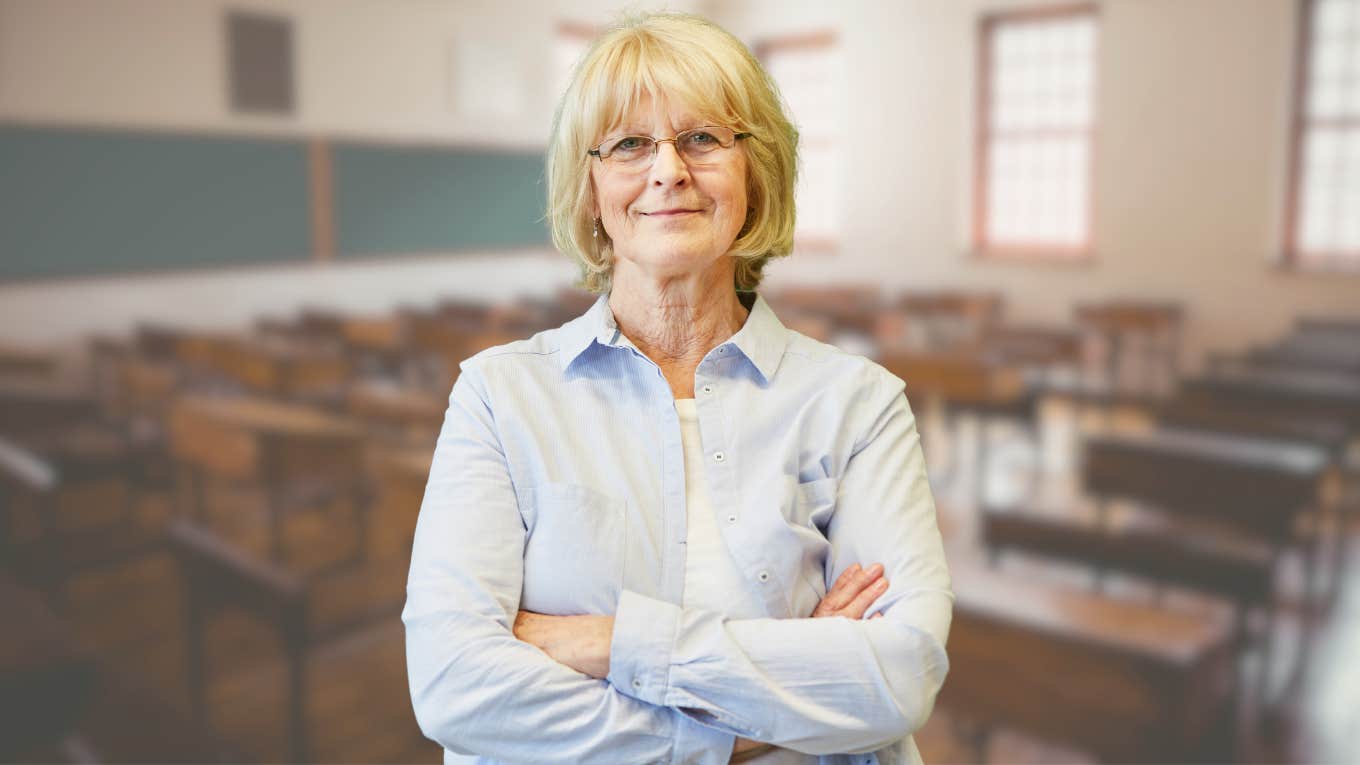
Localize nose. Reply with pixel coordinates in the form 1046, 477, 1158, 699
649, 140, 689, 188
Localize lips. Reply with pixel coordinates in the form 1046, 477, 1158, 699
643, 208, 701, 216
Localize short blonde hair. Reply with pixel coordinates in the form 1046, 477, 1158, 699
546, 12, 799, 294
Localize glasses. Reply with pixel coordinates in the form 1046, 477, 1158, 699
588, 126, 752, 169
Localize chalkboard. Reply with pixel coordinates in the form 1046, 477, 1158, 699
0, 126, 312, 281
0, 125, 551, 282
333, 143, 548, 256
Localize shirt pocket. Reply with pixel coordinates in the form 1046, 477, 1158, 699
790, 476, 838, 535
518, 482, 626, 615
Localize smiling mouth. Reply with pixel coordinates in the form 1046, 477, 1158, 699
643, 209, 701, 217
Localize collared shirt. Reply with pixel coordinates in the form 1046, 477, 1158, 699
404, 293, 953, 765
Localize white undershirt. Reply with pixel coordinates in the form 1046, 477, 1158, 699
675, 399, 811, 764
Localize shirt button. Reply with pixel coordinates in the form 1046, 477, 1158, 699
632, 679, 642, 689
727, 514, 738, 524
702, 384, 714, 395
757, 571, 771, 583
713, 451, 725, 462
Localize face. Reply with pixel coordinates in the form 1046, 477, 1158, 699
589, 95, 748, 283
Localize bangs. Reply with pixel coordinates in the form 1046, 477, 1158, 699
574, 25, 750, 148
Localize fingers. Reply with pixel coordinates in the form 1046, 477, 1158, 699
813, 563, 888, 618
843, 575, 889, 620
818, 563, 865, 612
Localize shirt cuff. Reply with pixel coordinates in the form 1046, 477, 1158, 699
672, 714, 737, 765
608, 588, 681, 706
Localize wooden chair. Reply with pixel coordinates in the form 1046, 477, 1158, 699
941, 559, 1236, 763
1073, 300, 1183, 399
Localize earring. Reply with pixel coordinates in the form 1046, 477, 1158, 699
593, 219, 600, 240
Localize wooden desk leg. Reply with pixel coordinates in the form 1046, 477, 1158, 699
286, 622, 308, 763
267, 487, 286, 563
183, 577, 207, 728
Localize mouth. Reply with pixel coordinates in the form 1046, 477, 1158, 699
642, 208, 702, 217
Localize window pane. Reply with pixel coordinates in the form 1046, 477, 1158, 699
982, 11, 1096, 251
987, 136, 1088, 247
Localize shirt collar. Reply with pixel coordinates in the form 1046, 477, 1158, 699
558, 291, 789, 383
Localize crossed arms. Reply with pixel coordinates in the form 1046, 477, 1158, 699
403, 369, 952, 764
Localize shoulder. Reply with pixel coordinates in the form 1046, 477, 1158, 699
459, 327, 565, 376
780, 330, 906, 400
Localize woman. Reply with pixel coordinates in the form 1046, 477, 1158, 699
404, 12, 951, 765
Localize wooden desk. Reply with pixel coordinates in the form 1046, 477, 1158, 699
168, 395, 367, 564
1074, 300, 1183, 396
767, 286, 883, 336
0, 377, 100, 438
880, 350, 1038, 498
893, 290, 1003, 350
0, 573, 98, 759
346, 380, 444, 445
0, 344, 59, 379
942, 561, 1236, 763
1179, 366, 1360, 433
209, 337, 352, 403
1084, 429, 1329, 540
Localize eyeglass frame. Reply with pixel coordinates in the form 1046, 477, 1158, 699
587, 126, 753, 165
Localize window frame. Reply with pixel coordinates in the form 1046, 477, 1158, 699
1281, 0, 1360, 272
972, 2, 1101, 263
755, 29, 842, 254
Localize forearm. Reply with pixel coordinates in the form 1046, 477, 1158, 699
607, 589, 952, 755
405, 599, 733, 764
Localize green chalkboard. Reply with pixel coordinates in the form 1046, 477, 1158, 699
333, 144, 549, 256
0, 125, 551, 282
0, 126, 312, 281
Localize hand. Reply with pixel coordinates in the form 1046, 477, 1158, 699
811, 562, 889, 620
513, 610, 614, 679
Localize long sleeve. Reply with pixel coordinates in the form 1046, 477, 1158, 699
402, 367, 735, 764
606, 384, 953, 756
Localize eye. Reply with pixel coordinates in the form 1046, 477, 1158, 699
613, 136, 649, 152
685, 130, 718, 145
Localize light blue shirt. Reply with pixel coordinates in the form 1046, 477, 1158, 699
404, 293, 953, 765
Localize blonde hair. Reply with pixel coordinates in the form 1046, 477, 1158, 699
546, 12, 799, 294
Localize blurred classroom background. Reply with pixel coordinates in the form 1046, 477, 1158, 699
2, 0, 1359, 762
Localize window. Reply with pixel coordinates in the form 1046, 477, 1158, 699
1285, 0, 1360, 269
975, 5, 1098, 258
758, 31, 842, 251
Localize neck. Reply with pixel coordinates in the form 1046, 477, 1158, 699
607, 259, 749, 388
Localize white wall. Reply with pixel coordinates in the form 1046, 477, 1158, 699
725, 0, 1359, 364
2, 0, 1357, 360
0, 0, 697, 349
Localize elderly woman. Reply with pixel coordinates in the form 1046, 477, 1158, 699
404, 12, 951, 765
